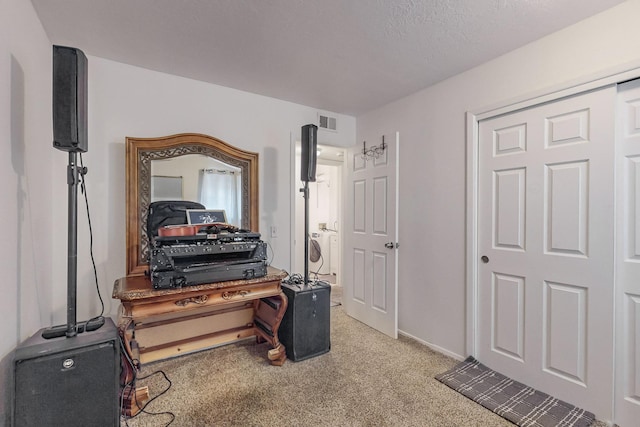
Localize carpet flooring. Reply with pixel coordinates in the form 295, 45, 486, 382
122, 306, 608, 427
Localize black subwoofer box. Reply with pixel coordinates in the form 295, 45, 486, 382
280, 282, 331, 361
11, 318, 120, 427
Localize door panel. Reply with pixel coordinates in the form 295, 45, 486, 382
545, 161, 589, 255
544, 281, 586, 383
478, 87, 615, 419
353, 179, 366, 232
373, 177, 388, 233
353, 248, 366, 302
344, 132, 398, 338
615, 79, 640, 427
492, 272, 525, 361
494, 168, 526, 250
372, 251, 387, 311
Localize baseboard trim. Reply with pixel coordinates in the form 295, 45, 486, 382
398, 329, 464, 361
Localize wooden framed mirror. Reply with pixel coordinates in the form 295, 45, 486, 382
125, 133, 259, 276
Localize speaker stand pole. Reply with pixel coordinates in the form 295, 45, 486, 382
301, 180, 310, 286
65, 151, 79, 337
42, 152, 85, 339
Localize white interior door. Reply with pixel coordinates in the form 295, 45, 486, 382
615, 79, 640, 427
343, 132, 398, 338
477, 87, 615, 419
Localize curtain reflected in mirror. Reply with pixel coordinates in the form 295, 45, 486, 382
198, 168, 241, 227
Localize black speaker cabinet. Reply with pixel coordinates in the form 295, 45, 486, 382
280, 282, 331, 361
300, 124, 318, 182
53, 45, 88, 153
11, 318, 120, 427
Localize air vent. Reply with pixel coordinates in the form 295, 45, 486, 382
318, 113, 337, 132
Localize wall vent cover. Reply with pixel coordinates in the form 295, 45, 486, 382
318, 114, 337, 132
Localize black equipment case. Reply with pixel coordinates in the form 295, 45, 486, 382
151, 259, 267, 289
279, 282, 331, 361
146, 200, 269, 289
146, 200, 205, 242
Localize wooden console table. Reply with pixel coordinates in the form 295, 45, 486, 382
112, 267, 288, 366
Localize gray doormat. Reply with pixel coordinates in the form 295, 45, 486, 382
435, 356, 595, 427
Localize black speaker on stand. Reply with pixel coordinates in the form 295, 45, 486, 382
279, 124, 331, 361
53, 44, 88, 153
300, 123, 317, 183
300, 123, 318, 287
11, 45, 120, 427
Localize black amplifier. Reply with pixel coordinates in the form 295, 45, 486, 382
154, 231, 262, 245
151, 240, 267, 272
151, 259, 267, 289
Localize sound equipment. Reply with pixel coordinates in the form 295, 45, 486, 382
146, 200, 205, 241
300, 124, 318, 182
279, 282, 331, 361
11, 317, 120, 427
53, 45, 88, 153
147, 203, 268, 288
152, 258, 268, 289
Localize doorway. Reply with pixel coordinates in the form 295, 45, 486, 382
293, 142, 344, 305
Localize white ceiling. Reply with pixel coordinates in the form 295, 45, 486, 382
30, 0, 625, 116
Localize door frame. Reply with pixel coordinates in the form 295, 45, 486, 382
465, 62, 640, 357
289, 132, 346, 284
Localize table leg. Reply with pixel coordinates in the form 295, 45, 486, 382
254, 292, 288, 365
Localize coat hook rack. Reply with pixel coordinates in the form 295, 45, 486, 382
361, 135, 386, 160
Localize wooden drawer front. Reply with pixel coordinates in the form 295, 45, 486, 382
135, 306, 254, 352
138, 328, 256, 364
129, 280, 281, 319
131, 301, 249, 325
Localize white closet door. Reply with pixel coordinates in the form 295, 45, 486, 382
615, 79, 640, 427
477, 86, 616, 419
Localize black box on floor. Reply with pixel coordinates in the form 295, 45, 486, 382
279, 282, 331, 361
11, 318, 120, 427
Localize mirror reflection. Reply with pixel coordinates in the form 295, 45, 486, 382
151, 155, 242, 227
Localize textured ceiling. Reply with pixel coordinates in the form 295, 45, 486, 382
31, 0, 624, 116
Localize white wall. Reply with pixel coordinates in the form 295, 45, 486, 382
51, 56, 356, 325
1, 0, 55, 420
357, 0, 640, 359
